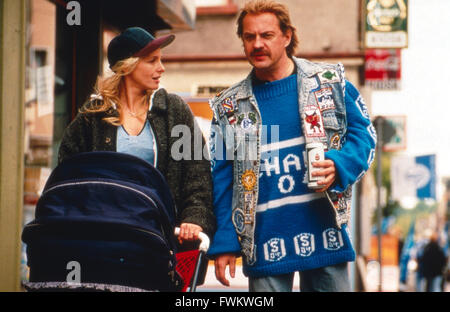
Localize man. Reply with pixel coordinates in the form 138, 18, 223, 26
207, 0, 376, 292
418, 232, 447, 292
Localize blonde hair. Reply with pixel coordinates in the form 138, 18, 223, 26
236, 0, 299, 57
82, 57, 152, 125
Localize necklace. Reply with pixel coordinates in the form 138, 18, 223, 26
124, 105, 148, 118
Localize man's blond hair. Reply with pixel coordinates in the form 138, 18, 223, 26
236, 0, 299, 57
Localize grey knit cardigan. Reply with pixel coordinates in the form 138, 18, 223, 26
58, 88, 216, 238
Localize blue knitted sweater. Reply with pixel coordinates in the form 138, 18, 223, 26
208, 75, 374, 277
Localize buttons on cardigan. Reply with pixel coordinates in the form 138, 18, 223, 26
105, 137, 111, 144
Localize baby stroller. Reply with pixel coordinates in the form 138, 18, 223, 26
21, 151, 209, 292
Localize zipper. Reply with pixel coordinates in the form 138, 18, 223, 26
43, 180, 158, 208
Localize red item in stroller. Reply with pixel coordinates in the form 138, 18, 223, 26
174, 227, 210, 292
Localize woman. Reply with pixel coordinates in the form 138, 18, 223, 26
58, 27, 215, 242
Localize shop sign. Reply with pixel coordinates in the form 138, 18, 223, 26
365, 49, 401, 90
364, 0, 408, 48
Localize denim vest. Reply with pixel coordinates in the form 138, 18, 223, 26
209, 57, 353, 265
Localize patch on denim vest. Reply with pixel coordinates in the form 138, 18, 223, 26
241, 169, 257, 191
232, 208, 245, 234
237, 113, 255, 130
318, 69, 340, 84
243, 191, 255, 224
314, 87, 336, 111
220, 96, 238, 125
330, 133, 341, 149
303, 105, 326, 139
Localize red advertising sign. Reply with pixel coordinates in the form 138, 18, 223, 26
365, 49, 401, 90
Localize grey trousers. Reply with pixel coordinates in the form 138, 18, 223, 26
248, 262, 350, 292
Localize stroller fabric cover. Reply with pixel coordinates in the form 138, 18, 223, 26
22, 151, 183, 291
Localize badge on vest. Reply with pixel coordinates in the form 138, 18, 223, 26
303, 105, 326, 139
314, 87, 336, 111
220, 96, 238, 125
232, 208, 246, 234
237, 113, 256, 130
243, 191, 255, 224
319, 69, 340, 84
222, 96, 235, 112
242, 169, 257, 191
217, 103, 226, 119
227, 113, 237, 125
330, 133, 341, 149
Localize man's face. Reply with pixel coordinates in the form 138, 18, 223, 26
242, 12, 291, 71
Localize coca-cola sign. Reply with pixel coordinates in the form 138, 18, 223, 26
365, 49, 401, 90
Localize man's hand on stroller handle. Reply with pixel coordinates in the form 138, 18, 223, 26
178, 223, 203, 243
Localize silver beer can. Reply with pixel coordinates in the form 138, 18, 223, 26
306, 142, 325, 189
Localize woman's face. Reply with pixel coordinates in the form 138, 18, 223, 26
126, 48, 165, 92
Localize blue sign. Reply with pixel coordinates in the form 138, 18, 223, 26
391, 154, 437, 201
414, 154, 436, 200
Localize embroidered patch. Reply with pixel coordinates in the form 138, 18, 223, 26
323, 228, 344, 251
355, 95, 370, 120
248, 112, 257, 124
243, 191, 255, 224
294, 233, 315, 257
242, 169, 257, 191
237, 113, 245, 124
263, 238, 286, 262
330, 133, 341, 149
221, 96, 235, 112
237, 113, 254, 130
303, 105, 326, 138
217, 103, 226, 118
319, 69, 340, 84
314, 88, 336, 111
227, 113, 237, 125
232, 208, 245, 234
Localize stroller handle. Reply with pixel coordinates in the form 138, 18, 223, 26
174, 227, 210, 253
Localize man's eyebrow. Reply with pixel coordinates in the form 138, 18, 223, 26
243, 30, 275, 35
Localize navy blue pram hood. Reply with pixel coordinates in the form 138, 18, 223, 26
24, 151, 176, 236
22, 151, 182, 291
